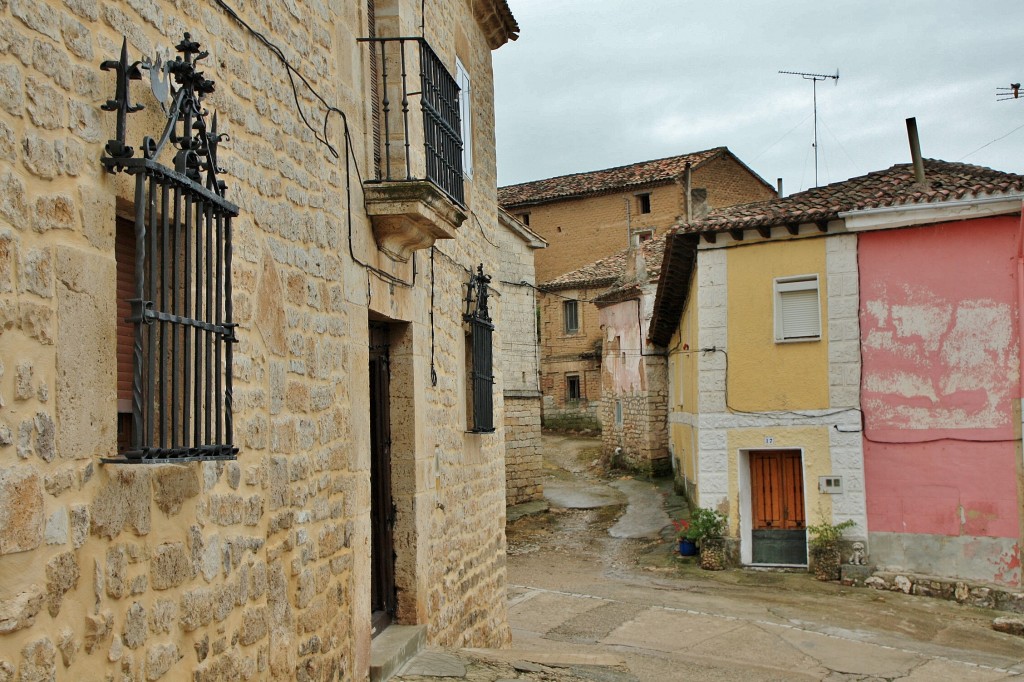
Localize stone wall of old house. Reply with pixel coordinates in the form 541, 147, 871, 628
0, 0, 513, 679
597, 291, 669, 475
502, 396, 542, 504
495, 215, 544, 505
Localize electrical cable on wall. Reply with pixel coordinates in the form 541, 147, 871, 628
212, 0, 415, 288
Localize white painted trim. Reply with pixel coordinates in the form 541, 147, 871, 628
840, 194, 1024, 232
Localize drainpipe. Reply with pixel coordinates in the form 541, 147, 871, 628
906, 117, 926, 184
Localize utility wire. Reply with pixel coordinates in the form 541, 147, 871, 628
958, 121, 1024, 162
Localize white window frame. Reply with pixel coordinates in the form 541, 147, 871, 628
773, 274, 821, 342
631, 229, 654, 246
563, 299, 579, 335
456, 57, 472, 178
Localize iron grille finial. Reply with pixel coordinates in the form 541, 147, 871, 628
464, 264, 491, 324
101, 32, 226, 192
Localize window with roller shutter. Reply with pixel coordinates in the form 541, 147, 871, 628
774, 275, 821, 342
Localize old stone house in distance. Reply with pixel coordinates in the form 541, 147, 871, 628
0, 0, 521, 679
499, 149, 776, 431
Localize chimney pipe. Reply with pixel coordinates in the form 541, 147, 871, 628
906, 117, 926, 184
684, 161, 693, 223
776, 177, 783, 197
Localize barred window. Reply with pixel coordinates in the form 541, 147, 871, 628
101, 33, 238, 462
464, 266, 494, 433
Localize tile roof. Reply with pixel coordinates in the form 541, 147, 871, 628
498, 147, 728, 208
676, 160, 1024, 235
540, 235, 667, 292
649, 159, 1024, 347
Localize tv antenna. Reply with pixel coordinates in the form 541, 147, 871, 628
779, 69, 839, 186
996, 83, 1021, 101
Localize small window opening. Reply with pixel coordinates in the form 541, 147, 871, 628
566, 375, 581, 403
637, 193, 652, 214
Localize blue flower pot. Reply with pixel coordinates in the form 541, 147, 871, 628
678, 539, 698, 556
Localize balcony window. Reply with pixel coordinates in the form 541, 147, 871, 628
362, 36, 465, 206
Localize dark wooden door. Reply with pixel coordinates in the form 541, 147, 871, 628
750, 450, 807, 564
369, 324, 395, 635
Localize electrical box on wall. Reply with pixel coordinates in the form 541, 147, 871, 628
818, 476, 843, 494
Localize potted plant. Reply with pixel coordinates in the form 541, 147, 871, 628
672, 519, 697, 556
688, 507, 728, 570
807, 517, 856, 581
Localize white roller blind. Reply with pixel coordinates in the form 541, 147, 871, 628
775, 276, 820, 341
780, 289, 820, 338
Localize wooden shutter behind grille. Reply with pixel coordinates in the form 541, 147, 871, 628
115, 217, 136, 409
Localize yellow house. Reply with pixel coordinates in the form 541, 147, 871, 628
650, 193, 865, 567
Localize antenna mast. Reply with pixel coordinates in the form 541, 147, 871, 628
779, 69, 839, 186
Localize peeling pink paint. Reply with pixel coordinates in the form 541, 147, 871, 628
860, 217, 1021, 543
993, 544, 1022, 586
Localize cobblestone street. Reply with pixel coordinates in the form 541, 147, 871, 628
394, 434, 1024, 681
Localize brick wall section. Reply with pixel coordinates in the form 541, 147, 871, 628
538, 286, 602, 429
524, 185, 681, 283
0, 0, 513, 679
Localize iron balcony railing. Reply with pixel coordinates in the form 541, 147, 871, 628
359, 36, 465, 207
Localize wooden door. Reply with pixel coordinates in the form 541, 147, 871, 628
750, 450, 807, 564
369, 324, 395, 635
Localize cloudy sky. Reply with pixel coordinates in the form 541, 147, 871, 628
493, 0, 1024, 195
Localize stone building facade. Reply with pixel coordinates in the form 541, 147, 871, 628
0, 0, 520, 679
501, 149, 775, 430
495, 210, 544, 505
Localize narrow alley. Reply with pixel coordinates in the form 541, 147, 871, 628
394, 434, 1024, 682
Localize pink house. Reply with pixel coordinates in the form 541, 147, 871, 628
857, 213, 1023, 585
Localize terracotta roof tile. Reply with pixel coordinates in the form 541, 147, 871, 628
676, 160, 1024, 235
540, 235, 667, 292
498, 148, 727, 207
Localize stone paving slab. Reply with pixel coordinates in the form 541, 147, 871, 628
507, 589, 604, 635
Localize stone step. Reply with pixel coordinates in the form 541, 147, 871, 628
370, 624, 427, 682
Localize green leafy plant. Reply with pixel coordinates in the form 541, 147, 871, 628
686, 507, 727, 542
807, 518, 856, 549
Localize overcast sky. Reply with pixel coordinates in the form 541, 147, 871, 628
493, 0, 1024, 195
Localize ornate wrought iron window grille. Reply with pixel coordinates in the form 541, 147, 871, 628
100, 34, 239, 463
358, 36, 465, 207
464, 265, 494, 433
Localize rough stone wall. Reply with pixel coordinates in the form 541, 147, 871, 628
597, 288, 669, 475
503, 396, 542, 504
0, 0, 512, 679
493, 218, 543, 506
599, 364, 670, 475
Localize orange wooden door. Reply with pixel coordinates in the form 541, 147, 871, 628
750, 451, 805, 531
